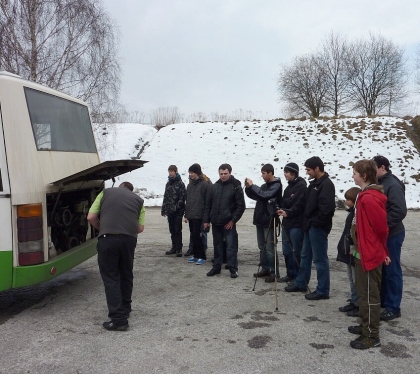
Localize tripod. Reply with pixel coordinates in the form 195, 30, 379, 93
252, 214, 281, 311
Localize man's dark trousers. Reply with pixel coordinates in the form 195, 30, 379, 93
168, 214, 183, 251
212, 225, 238, 272
189, 219, 206, 260
97, 234, 137, 325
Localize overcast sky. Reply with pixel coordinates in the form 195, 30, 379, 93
102, 0, 420, 118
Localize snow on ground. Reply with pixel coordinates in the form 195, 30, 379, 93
97, 117, 420, 209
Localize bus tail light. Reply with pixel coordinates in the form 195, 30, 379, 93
17, 204, 44, 266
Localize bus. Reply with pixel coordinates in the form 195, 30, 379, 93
0, 71, 146, 291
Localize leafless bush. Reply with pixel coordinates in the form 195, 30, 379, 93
150, 107, 182, 129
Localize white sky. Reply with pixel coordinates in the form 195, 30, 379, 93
102, 0, 420, 118
99, 118, 420, 209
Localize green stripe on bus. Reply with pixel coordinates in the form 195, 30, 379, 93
11, 239, 98, 289
0, 251, 13, 291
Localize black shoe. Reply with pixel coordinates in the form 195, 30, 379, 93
339, 301, 357, 312
350, 335, 381, 350
184, 248, 192, 257
265, 275, 280, 283
102, 321, 129, 331
176, 249, 182, 257
253, 269, 271, 278
165, 248, 177, 255
380, 309, 401, 321
305, 291, 329, 300
348, 325, 362, 335
279, 275, 294, 283
230, 270, 238, 279
207, 267, 221, 277
284, 284, 307, 293
347, 307, 359, 317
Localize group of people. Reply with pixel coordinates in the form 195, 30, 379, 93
160, 155, 407, 350
86, 155, 407, 352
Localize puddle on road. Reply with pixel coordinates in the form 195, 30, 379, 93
248, 335, 272, 348
380, 342, 412, 358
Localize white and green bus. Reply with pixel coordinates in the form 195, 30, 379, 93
0, 71, 146, 291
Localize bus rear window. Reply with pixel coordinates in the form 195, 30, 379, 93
24, 87, 97, 153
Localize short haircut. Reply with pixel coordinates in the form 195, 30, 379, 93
218, 163, 232, 173
353, 160, 378, 185
304, 156, 324, 172
372, 155, 390, 172
168, 165, 178, 172
119, 181, 134, 191
261, 163, 274, 174
344, 186, 361, 203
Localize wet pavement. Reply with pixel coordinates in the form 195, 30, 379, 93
0, 208, 419, 373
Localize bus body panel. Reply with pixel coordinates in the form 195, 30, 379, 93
0, 72, 146, 291
11, 238, 98, 289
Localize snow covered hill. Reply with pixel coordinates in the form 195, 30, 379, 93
98, 117, 420, 209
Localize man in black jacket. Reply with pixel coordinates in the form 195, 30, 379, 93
285, 157, 335, 300
373, 155, 407, 321
204, 164, 245, 278
185, 163, 210, 265
245, 164, 282, 282
162, 165, 186, 257
277, 162, 307, 283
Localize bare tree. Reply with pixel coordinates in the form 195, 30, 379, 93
345, 33, 406, 115
0, 0, 122, 123
320, 31, 352, 115
278, 53, 329, 117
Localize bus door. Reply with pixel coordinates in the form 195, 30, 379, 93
0, 102, 13, 290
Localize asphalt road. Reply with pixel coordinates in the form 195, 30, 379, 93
1, 208, 419, 374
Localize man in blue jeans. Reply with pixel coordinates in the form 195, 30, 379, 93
277, 162, 307, 282
204, 164, 245, 278
285, 157, 335, 300
373, 155, 407, 321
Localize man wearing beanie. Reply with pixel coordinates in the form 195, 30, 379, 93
278, 162, 307, 283
373, 155, 407, 321
185, 163, 210, 265
285, 156, 335, 300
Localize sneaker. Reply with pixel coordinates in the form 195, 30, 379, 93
230, 270, 238, 279
253, 269, 271, 278
165, 248, 177, 255
265, 275, 280, 283
347, 307, 359, 317
339, 301, 357, 313
102, 321, 129, 331
350, 335, 381, 350
279, 275, 294, 283
380, 309, 401, 321
196, 259, 206, 265
184, 248, 193, 257
187, 257, 197, 263
305, 291, 329, 300
207, 267, 221, 276
348, 325, 362, 335
176, 249, 182, 257
284, 284, 307, 292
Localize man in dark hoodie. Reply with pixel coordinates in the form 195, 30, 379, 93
245, 164, 282, 282
285, 156, 335, 300
277, 162, 307, 283
162, 165, 186, 257
204, 164, 245, 278
185, 163, 210, 265
373, 155, 407, 321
